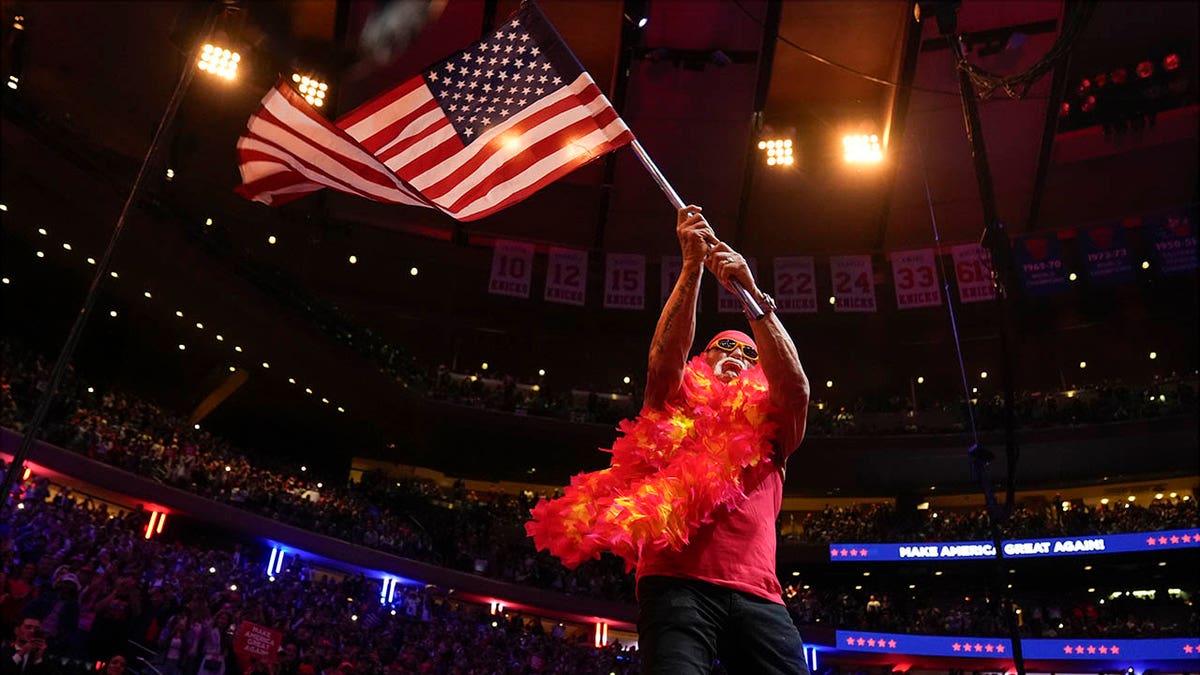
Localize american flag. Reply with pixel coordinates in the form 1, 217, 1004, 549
236, 1, 634, 221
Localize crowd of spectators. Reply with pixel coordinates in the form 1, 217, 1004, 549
0, 480, 640, 674
781, 494, 1199, 544
1, 339, 1197, 614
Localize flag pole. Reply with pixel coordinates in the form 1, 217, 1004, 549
628, 140, 765, 320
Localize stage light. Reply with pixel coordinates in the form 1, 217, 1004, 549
1170, 491, 1178, 498
1100, 498, 1109, 504
828, 296, 836, 305
110, 271, 119, 278
410, 267, 419, 276
337, 406, 345, 413
759, 137, 794, 168
321, 398, 329, 404
348, 255, 358, 264
1058, 102, 1070, 118
262, 362, 270, 369
482, 362, 489, 370
300, 466, 307, 472
1155, 493, 1163, 499
37, 228, 47, 236
229, 366, 236, 372
1163, 53, 1180, 71
0, 203, 6, 210
1084, 565, 1092, 570
199, 44, 239, 80
1149, 351, 1157, 359
843, 134, 882, 163
305, 388, 313, 394
108, 310, 117, 318
235, 346, 243, 352
87, 257, 96, 265
268, 235, 277, 244
293, 73, 329, 108
205, 217, 213, 226
7, 76, 17, 91
825, 380, 833, 388
1141, 260, 1150, 269
196, 323, 204, 330
0, 278, 8, 285
1068, 272, 1077, 281
12, 15, 23, 30
1079, 361, 1087, 369
166, 168, 175, 180
638, 16, 648, 28
1137, 61, 1154, 79
980, 371, 988, 379
178, 344, 186, 350
623, 376, 631, 384
916, 376, 925, 384
538, 369, 546, 376
35, 251, 44, 258
144, 291, 152, 298
288, 378, 296, 384
62, 243, 72, 251
1127, 495, 1135, 501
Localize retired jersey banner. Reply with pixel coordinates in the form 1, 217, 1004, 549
830, 255, 877, 313
1147, 208, 1198, 274
604, 253, 646, 310
950, 244, 995, 303
660, 256, 684, 308
544, 247, 588, 306
1013, 234, 1068, 295
1079, 222, 1134, 284
891, 249, 941, 309
489, 239, 534, 298
773, 256, 818, 314
718, 257, 757, 313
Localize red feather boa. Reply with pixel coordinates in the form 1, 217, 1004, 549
524, 356, 778, 571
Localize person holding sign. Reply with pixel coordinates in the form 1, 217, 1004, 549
526, 205, 811, 674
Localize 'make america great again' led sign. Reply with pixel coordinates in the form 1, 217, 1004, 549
828, 529, 1199, 562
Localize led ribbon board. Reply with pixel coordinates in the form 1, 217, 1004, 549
828, 528, 1200, 562
835, 631, 1200, 660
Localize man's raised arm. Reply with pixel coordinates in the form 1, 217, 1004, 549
706, 242, 811, 457
644, 206, 716, 410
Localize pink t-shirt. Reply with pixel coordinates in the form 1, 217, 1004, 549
637, 466, 785, 604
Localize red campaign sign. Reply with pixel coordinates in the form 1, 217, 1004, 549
830, 255, 876, 313
950, 244, 995, 303
773, 257, 818, 314
544, 247, 587, 306
604, 253, 645, 310
718, 257, 757, 313
891, 248, 941, 309
233, 620, 282, 671
489, 240, 534, 298
660, 256, 680, 307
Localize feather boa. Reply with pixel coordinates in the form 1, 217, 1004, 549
524, 356, 778, 571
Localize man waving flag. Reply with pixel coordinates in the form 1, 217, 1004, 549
236, 0, 634, 221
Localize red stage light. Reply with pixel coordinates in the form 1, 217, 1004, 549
1081, 95, 1097, 113
1163, 53, 1180, 71
1078, 78, 1091, 92
1111, 68, 1128, 85
1136, 61, 1154, 79
1059, 102, 1071, 117
1094, 72, 1108, 87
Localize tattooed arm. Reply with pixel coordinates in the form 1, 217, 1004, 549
644, 206, 715, 410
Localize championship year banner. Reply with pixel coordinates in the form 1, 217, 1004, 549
604, 253, 646, 310
544, 247, 587, 306
773, 256, 818, 314
830, 255, 876, 313
949, 243, 995, 303
488, 239, 534, 298
1148, 207, 1198, 274
1079, 222, 1135, 284
1013, 233, 1068, 295
718, 257, 757, 313
890, 248, 941, 309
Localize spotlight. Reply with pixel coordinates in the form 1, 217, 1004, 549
293, 73, 329, 108
758, 137, 794, 168
348, 255, 358, 264
199, 44, 240, 80
843, 134, 883, 163
1149, 351, 1157, 360
410, 266, 419, 276
825, 380, 833, 388
1079, 361, 1087, 369
1163, 53, 1180, 71
268, 235, 277, 244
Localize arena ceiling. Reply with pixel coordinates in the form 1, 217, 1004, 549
1, 0, 1196, 479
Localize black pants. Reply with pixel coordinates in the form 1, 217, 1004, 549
637, 576, 810, 675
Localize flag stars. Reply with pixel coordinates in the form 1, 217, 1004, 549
494, 31, 504, 39
473, 69, 482, 77
535, 87, 544, 95
482, 83, 492, 92
429, 72, 438, 81
445, 62, 456, 72
530, 47, 540, 56
552, 76, 562, 84
515, 59, 524, 68
499, 109, 510, 117
501, 57, 510, 65
526, 74, 536, 82
517, 45, 526, 54
520, 33, 530, 41
510, 19, 519, 27
486, 106, 495, 113
538, 75, 548, 83
490, 44, 501, 53
459, 66, 469, 75
481, 117, 491, 125
505, 45, 513, 53
475, 56, 485, 64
